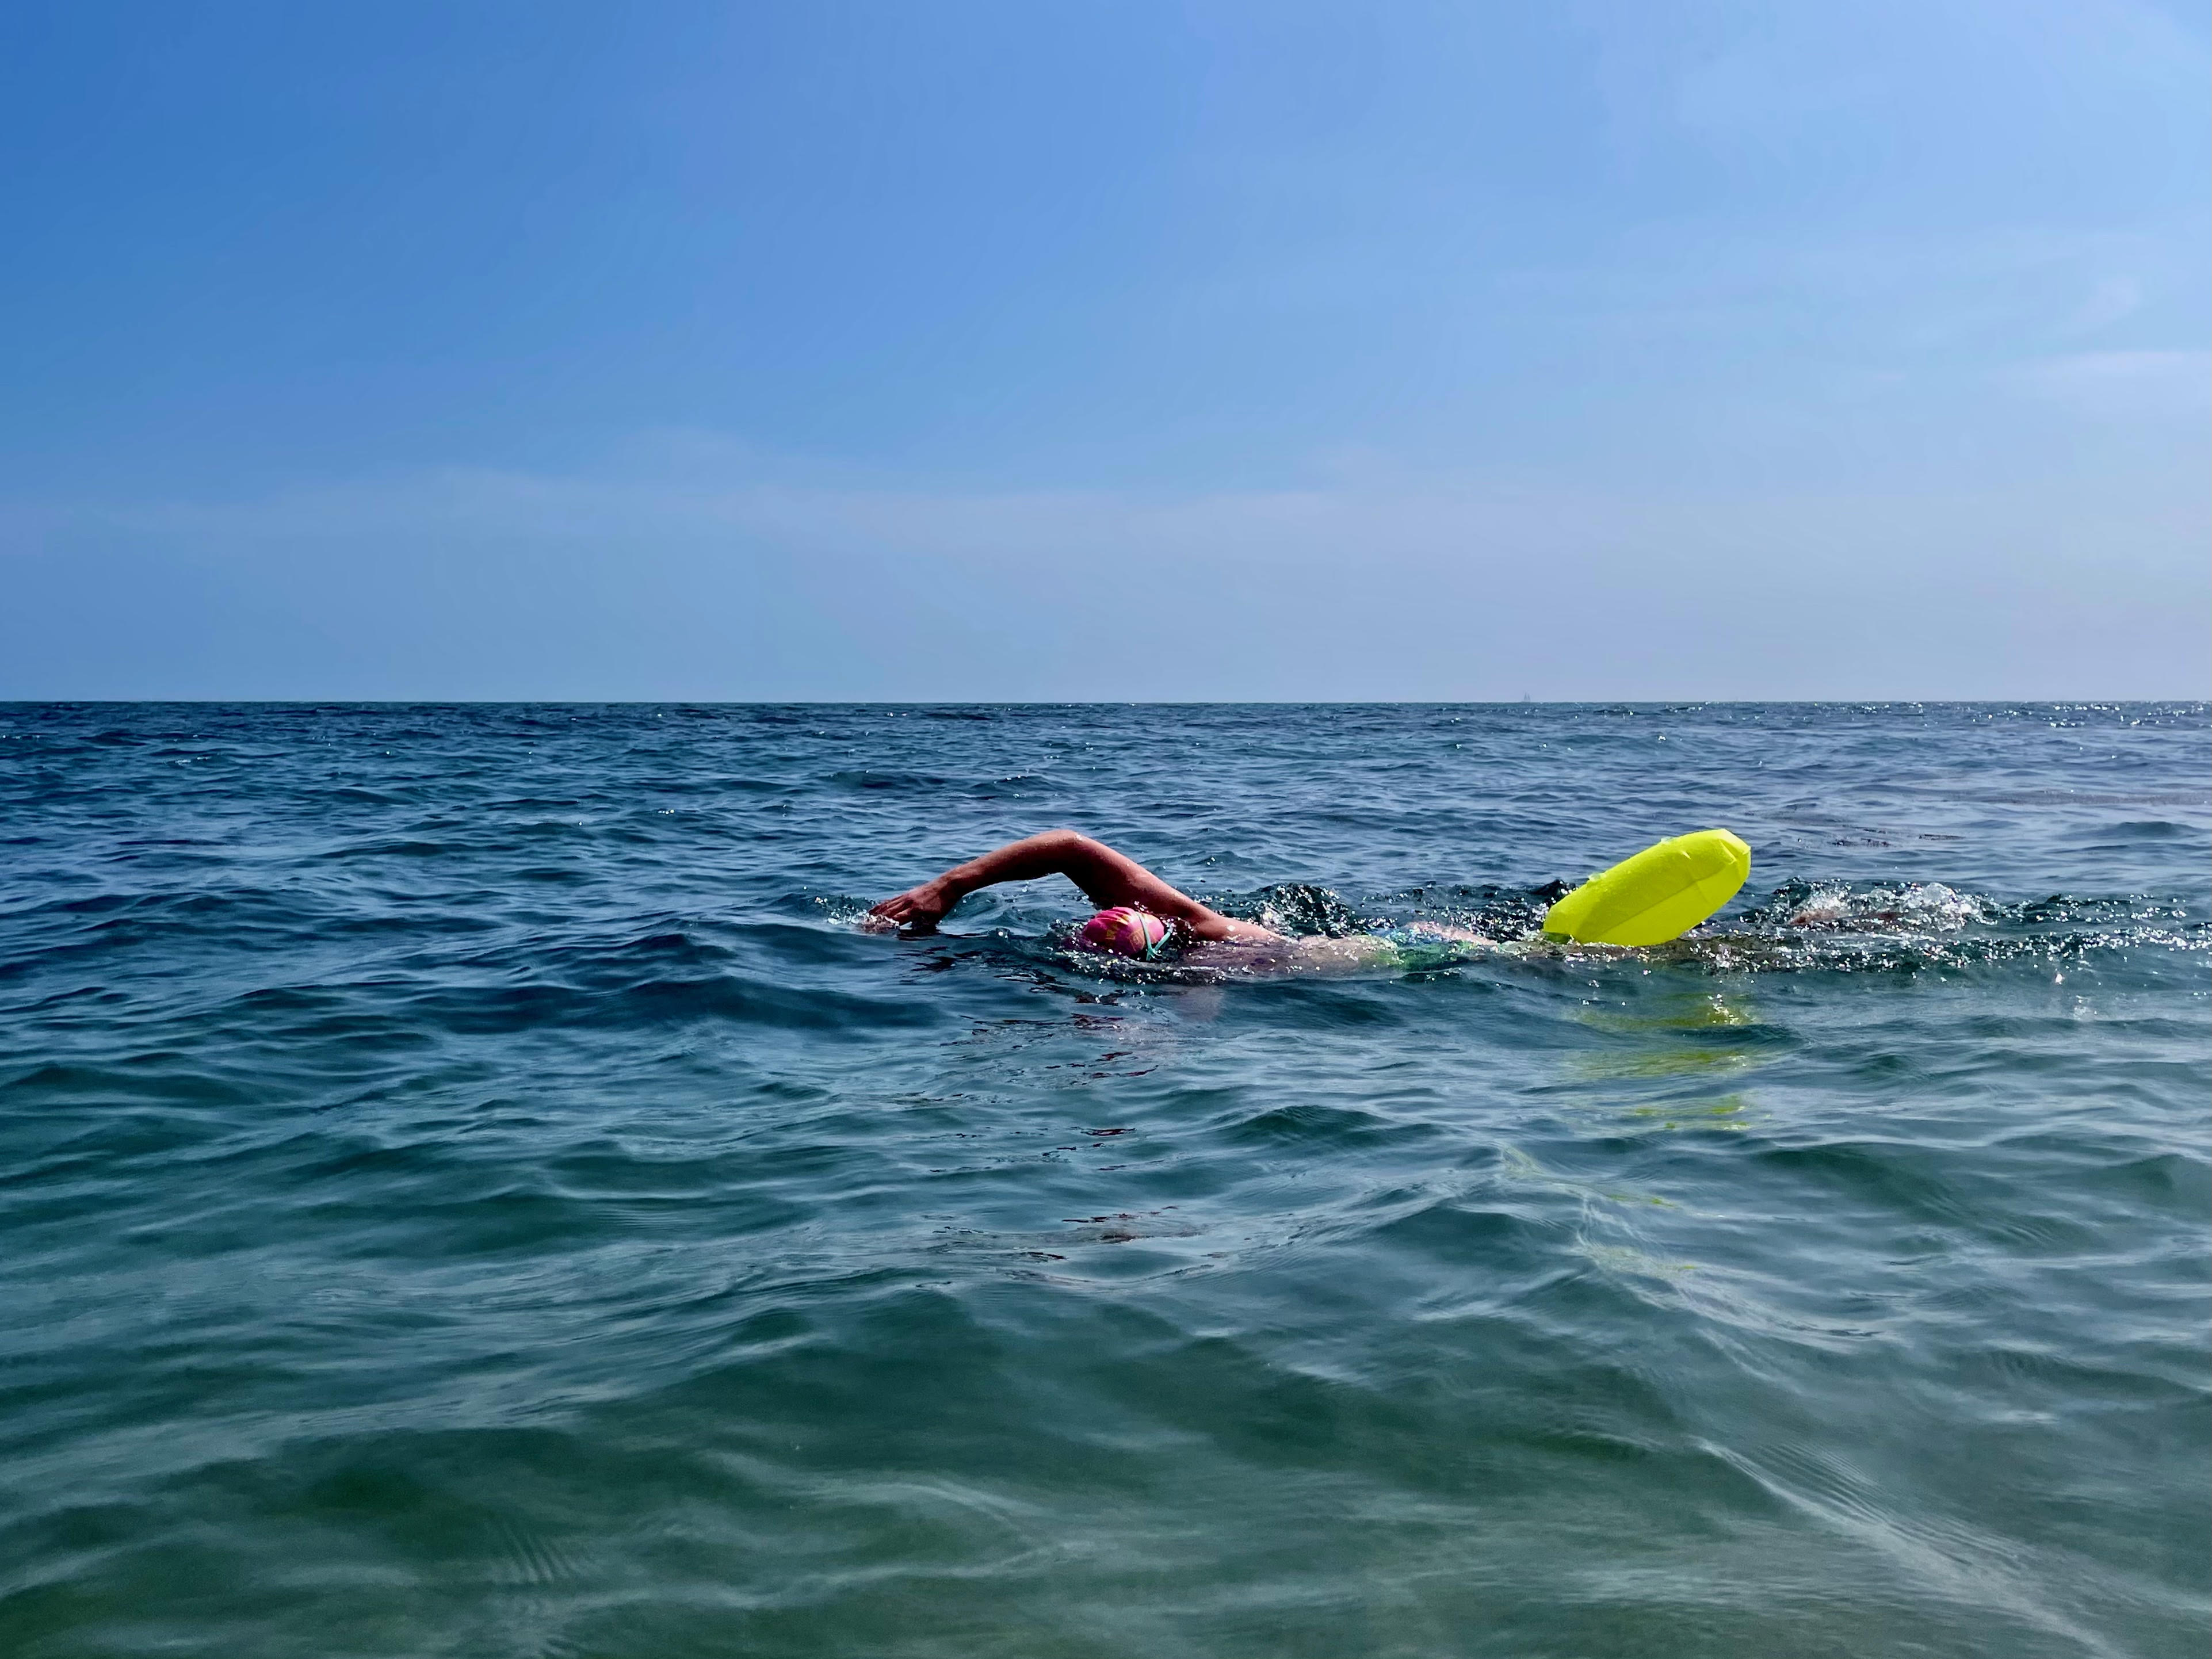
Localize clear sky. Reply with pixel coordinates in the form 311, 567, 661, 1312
4, 1, 2206, 701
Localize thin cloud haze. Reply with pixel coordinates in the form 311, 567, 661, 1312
1, 0, 2204, 698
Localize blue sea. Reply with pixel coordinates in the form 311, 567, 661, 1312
1, 701, 2206, 1658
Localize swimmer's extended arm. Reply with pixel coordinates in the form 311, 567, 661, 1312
869, 830, 1275, 942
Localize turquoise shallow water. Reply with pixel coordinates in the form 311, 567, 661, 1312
1, 701, 2206, 1658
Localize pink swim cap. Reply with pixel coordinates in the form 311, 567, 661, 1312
1077, 906, 1171, 960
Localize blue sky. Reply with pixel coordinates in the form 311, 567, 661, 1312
3, 0, 2205, 699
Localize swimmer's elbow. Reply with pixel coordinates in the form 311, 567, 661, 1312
1036, 829, 1125, 888
1039, 828, 1101, 857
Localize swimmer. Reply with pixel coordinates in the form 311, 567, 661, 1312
868, 830, 1492, 969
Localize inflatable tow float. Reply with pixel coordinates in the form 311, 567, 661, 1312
1541, 829, 1752, 947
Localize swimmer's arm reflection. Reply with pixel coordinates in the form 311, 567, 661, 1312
868, 830, 1282, 943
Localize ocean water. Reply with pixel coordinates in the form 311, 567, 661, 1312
0, 701, 2205, 1659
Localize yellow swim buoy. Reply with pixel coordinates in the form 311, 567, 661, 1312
1542, 829, 1751, 947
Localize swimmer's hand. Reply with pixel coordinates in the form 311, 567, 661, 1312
869, 878, 956, 932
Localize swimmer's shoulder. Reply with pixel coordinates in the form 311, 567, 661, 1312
1171, 909, 1283, 946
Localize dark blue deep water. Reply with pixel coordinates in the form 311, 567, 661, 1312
1, 702, 2206, 1659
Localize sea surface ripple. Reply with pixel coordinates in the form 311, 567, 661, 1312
0, 702, 2205, 1658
